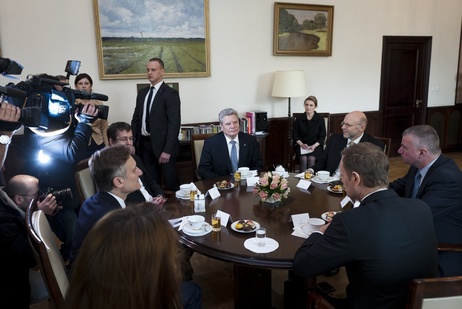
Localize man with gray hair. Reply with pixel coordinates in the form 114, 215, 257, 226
294, 142, 437, 308
198, 108, 263, 179
390, 124, 462, 277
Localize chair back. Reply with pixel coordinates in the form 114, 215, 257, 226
406, 276, 462, 309
190, 133, 215, 181
375, 136, 391, 157
75, 158, 95, 204
26, 200, 69, 309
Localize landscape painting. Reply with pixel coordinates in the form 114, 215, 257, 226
93, 0, 210, 79
273, 3, 334, 56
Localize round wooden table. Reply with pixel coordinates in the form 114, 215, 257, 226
163, 174, 344, 308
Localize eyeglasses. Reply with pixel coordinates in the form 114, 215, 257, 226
116, 137, 133, 142
340, 122, 362, 128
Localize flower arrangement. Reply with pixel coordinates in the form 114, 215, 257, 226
253, 171, 290, 202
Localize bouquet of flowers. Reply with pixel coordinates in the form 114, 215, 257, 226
253, 171, 290, 202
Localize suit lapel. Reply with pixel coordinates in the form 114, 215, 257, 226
219, 133, 233, 173
150, 82, 165, 114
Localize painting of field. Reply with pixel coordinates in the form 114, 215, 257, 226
93, 0, 209, 79
101, 38, 207, 75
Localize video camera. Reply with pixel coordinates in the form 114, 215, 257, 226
39, 187, 73, 203
0, 59, 109, 132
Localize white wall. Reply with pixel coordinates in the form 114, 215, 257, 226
0, 0, 461, 124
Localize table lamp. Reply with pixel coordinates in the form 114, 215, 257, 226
271, 70, 307, 117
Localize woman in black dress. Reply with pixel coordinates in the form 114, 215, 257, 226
293, 96, 326, 171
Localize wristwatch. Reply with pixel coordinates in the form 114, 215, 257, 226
0, 135, 11, 145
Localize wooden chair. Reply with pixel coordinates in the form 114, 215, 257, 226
190, 133, 215, 181
290, 112, 330, 172
375, 136, 391, 157
406, 243, 462, 309
26, 199, 69, 309
75, 158, 95, 205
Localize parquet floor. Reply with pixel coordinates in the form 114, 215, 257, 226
194, 152, 462, 309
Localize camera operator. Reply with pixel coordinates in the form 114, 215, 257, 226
24, 96, 98, 262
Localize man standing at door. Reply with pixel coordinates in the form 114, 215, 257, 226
389, 125, 462, 277
131, 58, 180, 191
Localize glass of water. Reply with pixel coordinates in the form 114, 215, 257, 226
256, 227, 266, 247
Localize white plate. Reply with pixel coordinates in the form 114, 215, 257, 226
230, 220, 260, 233
326, 186, 343, 194
244, 237, 279, 253
311, 176, 338, 184
175, 190, 190, 200
182, 222, 212, 236
321, 211, 341, 222
213, 182, 235, 190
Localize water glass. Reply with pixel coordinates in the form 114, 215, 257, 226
256, 227, 266, 247
211, 214, 221, 232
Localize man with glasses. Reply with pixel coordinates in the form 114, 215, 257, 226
107, 122, 165, 206
198, 108, 263, 179
1, 174, 60, 307
307, 111, 384, 177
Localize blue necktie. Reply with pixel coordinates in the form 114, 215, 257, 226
145, 87, 154, 133
230, 141, 238, 172
411, 171, 422, 198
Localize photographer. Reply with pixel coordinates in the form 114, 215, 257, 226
24, 97, 98, 262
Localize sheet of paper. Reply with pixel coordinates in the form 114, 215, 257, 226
291, 213, 309, 227
208, 187, 221, 199
300, 148, 313, 155
296, 179, 311, 190
216, 210, 231, 226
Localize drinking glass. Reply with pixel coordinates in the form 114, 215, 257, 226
256, 227, 266, 247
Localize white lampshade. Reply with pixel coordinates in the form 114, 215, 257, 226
271, 70, 307, 98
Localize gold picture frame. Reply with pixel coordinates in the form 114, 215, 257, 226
93, 0, 210, 80
273, 2, 334, 56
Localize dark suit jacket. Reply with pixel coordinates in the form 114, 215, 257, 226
71, 192, 122, 261
198, 132, 263, 179
126, 154, 164, 205
131, 82, 181, 157
312, 133, 384, 174
390, 154, 462, 276
293, 190, 438, 308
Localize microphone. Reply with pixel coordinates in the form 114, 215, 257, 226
0, 85, 27, 98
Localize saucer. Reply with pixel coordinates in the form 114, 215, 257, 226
182, 222, 212, 236
175, 190, 190, 200
244, 237, 279, 253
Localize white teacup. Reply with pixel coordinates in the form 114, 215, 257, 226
316, 171, 330, 180
179, 184, 191, 196
187, 215, 205, 230
238, 167, 250, 177
307, 218, 325, 230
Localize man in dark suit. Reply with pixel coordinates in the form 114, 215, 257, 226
107, 121, 165, 206
390, 125, 462, 277
198, 108, 263, 179
294, 142, 438, 309
131, 57, 180, 191
307, 111, 384, 176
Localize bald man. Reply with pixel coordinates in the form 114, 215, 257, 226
1, 175, 60, 307
308, 111, 384, 177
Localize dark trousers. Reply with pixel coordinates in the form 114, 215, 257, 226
140, 137, 179, 191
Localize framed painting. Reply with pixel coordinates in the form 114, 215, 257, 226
93, 0, 210, 80
273, 3, 334, 56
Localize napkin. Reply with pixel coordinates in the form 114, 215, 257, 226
168, 217, 184, 228
246, 176, 259, 186
292, 225, 309, 239
244, 237, 279, 253
178, 217, 189, 231
340, 196, 361, 208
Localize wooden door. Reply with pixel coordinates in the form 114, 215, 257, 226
379, 36, 432, 156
